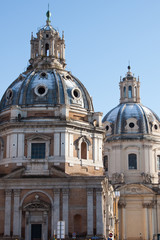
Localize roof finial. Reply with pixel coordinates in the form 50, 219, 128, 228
46, 4, 51, 25
128, 60, 131, 71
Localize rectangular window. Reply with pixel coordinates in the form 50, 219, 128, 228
128, 153, 137, 170
157, 155, 160, 170
31, 143, 45, 159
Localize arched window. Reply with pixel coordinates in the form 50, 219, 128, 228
74, 214, 82, 235
0, 138, 4, 160
124, 86, 126, 98
103, 155, 108, 171
81, 142, 87, 159
128, 86, 132, 98
128, 153, 137, 169
134, 86, 137, 97
157, 155, 160, 170
45, 43, 49, 56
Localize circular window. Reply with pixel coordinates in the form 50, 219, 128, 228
38, 86, 45, 95
6, 89, 13, 100
40, 72, 47, 78
154, 124, 158, 130
71, 88, 81, 100
129, 122, 135, 128
34, 84, 48, 97
106, 125, 109, 131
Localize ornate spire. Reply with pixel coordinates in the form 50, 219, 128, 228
46, 4, 51, 25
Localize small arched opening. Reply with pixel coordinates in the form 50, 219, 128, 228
124, 86, 126, 98
45, 43, 49, 56
103, 155, 108, 171
128, 86, 132, 98
81, 142, 87, 159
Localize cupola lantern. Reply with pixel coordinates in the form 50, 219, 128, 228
29, 11, 66, 69
119, 66, 140, 103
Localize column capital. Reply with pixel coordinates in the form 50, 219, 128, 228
13, 189, 21, 196
96, 188, 103, 193
5, 189, 12, 196
118, 201, 126, 208
62, 188, 69, 195
142, 201, 156, 208
87, 188, 93, 194
53, 188, 60, 194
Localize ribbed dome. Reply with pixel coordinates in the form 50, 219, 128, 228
0, 69, 93, 112
102, 103, 160, 140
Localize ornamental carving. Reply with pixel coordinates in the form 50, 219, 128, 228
23, 195, 50, 211
141, 172, 153, 184
112, 172, 125, 184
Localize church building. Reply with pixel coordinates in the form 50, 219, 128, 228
103, 66, 160, 240
0, 11, 115, 240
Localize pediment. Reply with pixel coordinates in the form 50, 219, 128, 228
117, 183, 155, 195
2, 167, 25, 179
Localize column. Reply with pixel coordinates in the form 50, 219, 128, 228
53, 189, 60, 234
87, 188, 93, 236
96, 188, 104, 236
4, 189, 12, 236
13, 189, 21, 236
62, 189, 69, 236
119, 202, 126, 240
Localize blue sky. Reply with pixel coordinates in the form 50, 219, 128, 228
1, 0, 160, 117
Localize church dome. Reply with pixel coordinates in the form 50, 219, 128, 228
0, 13, 93, 113
0, 69, 93, 111
103, 66, 160, 140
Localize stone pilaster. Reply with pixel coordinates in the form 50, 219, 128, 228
87, 188, 93, 236
142, 203, 149, 240
13, 189, 21, 236
62, 189, 69, 236
96, 188, 104, 236
119, 201, 126, 240
53, 189, 60, 234
4, 189, 12, 236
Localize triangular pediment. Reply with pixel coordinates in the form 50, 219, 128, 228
117, 183, 155, 195
2, 167, 25, 179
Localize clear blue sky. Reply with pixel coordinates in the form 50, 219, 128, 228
1, 0, 160, 117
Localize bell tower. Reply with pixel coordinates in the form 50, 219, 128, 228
29, 10, 66, 69
119, 66, 140, 103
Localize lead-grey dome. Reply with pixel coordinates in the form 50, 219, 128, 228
102, 103, 160, 141
0, 69, 93, 112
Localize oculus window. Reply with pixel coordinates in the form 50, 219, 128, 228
31, 143, 45, 159
128, 153, 137, 170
